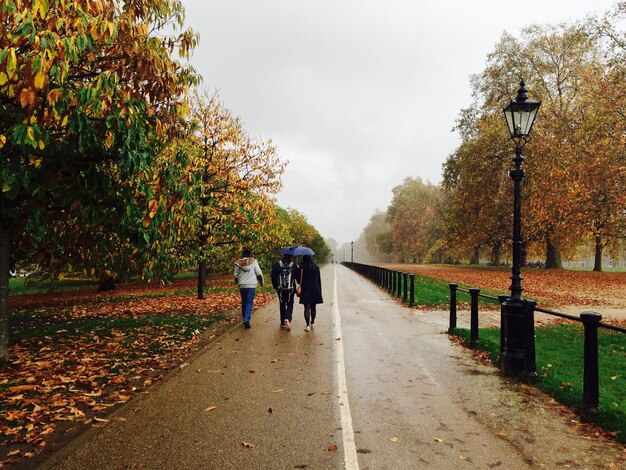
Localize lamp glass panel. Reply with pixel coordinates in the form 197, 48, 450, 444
504, 106, 515, 136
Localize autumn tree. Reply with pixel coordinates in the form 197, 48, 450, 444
0, 0, 199, 360
575, 7, 626, 270
280, 208, 332, 264
170, 92, 285, 298
442, 113, 512, 265
362, 210, 393, 262
386, 177, 441, 263
469, 21, 606, 268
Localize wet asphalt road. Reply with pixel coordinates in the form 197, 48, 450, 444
40, 265, 625, 469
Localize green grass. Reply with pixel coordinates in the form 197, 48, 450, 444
9, 277, 99, 295
452, 325, 626, 443
385, 273, 502, 308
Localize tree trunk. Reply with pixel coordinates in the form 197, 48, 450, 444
0, 218, 10, 363
545, 238, 562, 269
197, 260, 206, 299
470, 246, 480, 265
491, 244, 501, 266
98, 276, 116, 291
593, 235, 603, 272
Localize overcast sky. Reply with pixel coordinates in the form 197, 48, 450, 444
180, 0, 616, 246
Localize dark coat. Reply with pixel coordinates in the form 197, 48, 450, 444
298, 260, 323, 305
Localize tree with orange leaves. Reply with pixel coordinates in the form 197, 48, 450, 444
0, 0, 199, 361
162, 92, 285, 299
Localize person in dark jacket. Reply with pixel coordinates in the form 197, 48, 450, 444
271, 254, 300, 330
298, 255, 323, 331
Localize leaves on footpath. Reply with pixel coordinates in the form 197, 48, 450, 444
0, 277, 274, 465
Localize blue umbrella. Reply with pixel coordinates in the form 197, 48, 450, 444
280, 245, 315, 256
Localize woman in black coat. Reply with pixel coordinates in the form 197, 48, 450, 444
298, 255, 323, 331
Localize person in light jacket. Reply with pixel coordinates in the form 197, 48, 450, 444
234, 247, 264, 329
298, 255, 323, 331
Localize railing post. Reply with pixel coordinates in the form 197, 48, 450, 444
469, 288, 480, 347
409, 274, 415, 307
396, 271, 401, 298
498, 295, 508, 353
523, 299, 537, 382
580, 311, 602, 423
448, 284, 458, 333
402, 273, 408, 303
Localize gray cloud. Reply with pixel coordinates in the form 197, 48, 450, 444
181, 0, 614, 245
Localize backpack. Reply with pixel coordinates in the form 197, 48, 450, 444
278, 261, 294, 291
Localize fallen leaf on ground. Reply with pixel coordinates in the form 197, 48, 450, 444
328, 444, 338, 452
204, 406, 217, 412
390, 436, 399, 443
272, 389, 284, 393
241, 441, 255, 448
434, 438, 443, 443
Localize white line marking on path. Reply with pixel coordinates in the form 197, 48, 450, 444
333, 266, 359, 470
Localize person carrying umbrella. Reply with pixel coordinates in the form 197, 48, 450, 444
298, 254, 323, 331
271, 251, 300, 330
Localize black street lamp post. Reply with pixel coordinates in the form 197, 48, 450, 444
350, 241, 354, 263
501, 80, 541, 378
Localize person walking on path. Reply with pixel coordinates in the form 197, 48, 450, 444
234, 247, 264, 329
271, 253, 299, 330
298, 255, 323, 331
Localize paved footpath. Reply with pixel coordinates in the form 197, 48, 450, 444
41, 265, 626, 469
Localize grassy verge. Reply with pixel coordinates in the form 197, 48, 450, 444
8, 277, 99, 295
386, 273, 502, 309
452, 325, 626, 443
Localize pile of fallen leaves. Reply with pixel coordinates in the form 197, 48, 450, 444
383, 264, 626, 308
0, 276, 274, 467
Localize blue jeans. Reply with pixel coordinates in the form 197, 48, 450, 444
240, 288, 256, 322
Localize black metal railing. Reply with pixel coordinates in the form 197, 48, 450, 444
448, 282, 626, 423
342, 262, 416, 307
